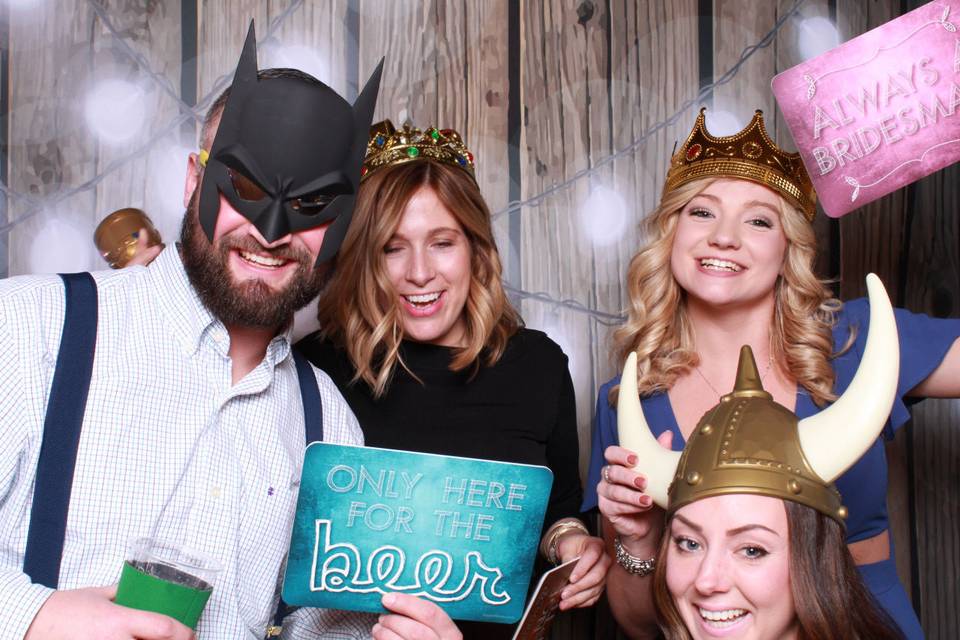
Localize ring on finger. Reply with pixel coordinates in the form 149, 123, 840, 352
602, 465, 612, 483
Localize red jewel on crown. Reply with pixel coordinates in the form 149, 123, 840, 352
686, 143, 702, 162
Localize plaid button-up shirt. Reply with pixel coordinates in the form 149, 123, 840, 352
0, 246, 375, 638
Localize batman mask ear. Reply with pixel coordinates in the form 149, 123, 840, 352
313, 59, 384, 266
198, 20, 259, 242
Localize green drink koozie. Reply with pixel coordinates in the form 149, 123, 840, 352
115, 560, 213, 629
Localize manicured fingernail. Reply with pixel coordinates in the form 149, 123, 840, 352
627, 455, 638, 465
382, 593, 396, 606
634, 477, 646, 489
372, 623, 382, 635
640, 495, 652, 507
561, 589, 570, 599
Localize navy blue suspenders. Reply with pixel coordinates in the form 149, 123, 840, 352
22, 273, 98, 588
23, 273, 325, 636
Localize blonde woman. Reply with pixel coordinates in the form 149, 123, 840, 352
297, 121, 609, 639
585, 109, 960, 639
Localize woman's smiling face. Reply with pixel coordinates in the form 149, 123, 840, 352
666, 494, 797, 640
383, 185, 472, 347
669, 178, 787, 312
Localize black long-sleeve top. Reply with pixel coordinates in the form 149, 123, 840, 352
296, 328, 583, 534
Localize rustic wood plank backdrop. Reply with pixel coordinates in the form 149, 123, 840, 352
2, 1, 957, 637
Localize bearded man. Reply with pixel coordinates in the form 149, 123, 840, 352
0, 25, 385, 639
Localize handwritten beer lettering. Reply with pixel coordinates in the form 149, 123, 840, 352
310, 520, 511, 605
809, 56, 960, 175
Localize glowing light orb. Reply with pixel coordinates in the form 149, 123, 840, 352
29, 213, 94, 274
704, 109, 743, 136
264, 44, 330, 85
84, 79, 147, 145
579, 186, 629, 248
797, 16, 839, 61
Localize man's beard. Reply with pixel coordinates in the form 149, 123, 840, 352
179, 191, 329, 329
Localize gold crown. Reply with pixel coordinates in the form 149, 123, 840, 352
361, 120, 476, 182
665, 108, 817, 221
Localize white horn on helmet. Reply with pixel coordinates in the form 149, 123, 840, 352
798, 274, 899, 482
617, 352, 682, 508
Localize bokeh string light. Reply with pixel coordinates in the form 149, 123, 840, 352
1, 0, 808, 326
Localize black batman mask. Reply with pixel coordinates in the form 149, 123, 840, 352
199, 22, 382, 267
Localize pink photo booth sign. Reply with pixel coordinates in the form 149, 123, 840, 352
773, 1, 960, 217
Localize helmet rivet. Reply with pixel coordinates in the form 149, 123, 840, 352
788, 480, 801, 494
700, 424, 713, 435
685, 471, 701, 485
837, 506, 848, 519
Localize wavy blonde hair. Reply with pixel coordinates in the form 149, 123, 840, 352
316, 160, 521, 397
612, 177, 841, 407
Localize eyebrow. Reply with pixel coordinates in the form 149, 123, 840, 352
389, 227, 464, 241
742, 199, 780, 216
673, 514, 780, 537
687, 194, 780, 216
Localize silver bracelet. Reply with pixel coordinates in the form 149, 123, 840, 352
614, 536, 656, 576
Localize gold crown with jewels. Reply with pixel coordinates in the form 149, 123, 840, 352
665, 108, 817, 221
361, 120, 476, 183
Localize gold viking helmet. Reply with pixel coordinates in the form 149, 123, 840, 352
617, 274, 900, 524
361, 119, 477, 183
664, 108, 817, 222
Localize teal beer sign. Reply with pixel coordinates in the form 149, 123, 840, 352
283, 443, 553, 622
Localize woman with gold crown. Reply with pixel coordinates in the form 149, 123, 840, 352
297, 120, 609, 639
584, 109, 960, 639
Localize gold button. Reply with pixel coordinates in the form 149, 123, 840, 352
686, 471, 701, 485
788, 480, 801, 494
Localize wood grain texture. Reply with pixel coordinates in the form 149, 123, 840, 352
356, 0, 511, 272
7, 0, 100, 275
713, 0, 777, 125
519, 0, 610, 490
773, 0, 836, 280
90, 0, 185, 251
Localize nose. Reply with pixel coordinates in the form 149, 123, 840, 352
707, 215, 741, 250
693, 548, 731, 595
405, 246, 435, 287
247, 223, 292, 250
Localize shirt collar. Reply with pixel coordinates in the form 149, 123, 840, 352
150, 244, 217, 357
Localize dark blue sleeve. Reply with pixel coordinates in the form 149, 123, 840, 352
580, 377, 621, 513
838, 298, 960, 439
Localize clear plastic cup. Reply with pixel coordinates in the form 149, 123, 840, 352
114, 538, 221, 629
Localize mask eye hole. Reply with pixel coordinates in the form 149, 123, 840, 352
227, 168, 267, 201
289, 193, 335, 215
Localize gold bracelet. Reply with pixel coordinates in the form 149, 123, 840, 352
540, 518, 589, 564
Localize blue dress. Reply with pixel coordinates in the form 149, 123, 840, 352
582, 299, 960, 639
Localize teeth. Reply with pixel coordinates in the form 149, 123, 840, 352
700, 258, 741, 272
240, 251, 286, 267
699, 608, 747, 624
405, 292, 441, 305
